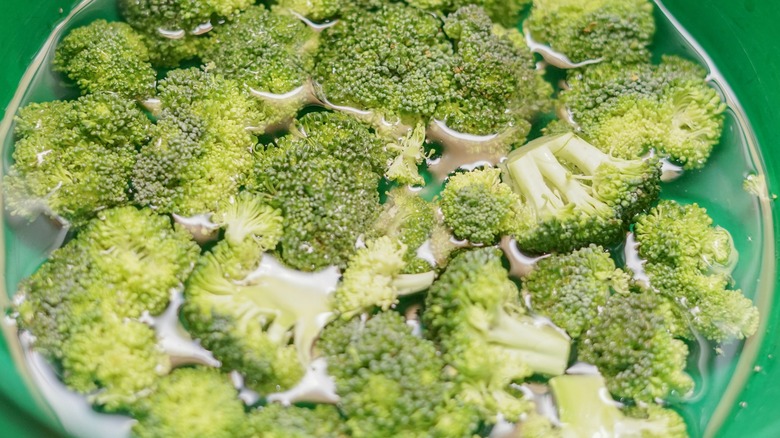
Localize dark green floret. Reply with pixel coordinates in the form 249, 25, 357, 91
560, 56, 727, 169
526, 0, 655, 65
578, 290, 694, 402
408, 0, 531, 28
500, 133, 660, 254
5, 93, 151, 226
53, 19, 156, 99
523, 244, 630, 337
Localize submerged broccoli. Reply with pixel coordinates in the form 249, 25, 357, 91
53, 19, 156, 99
578, 290, 693, 401
500, 133, 660, 253
549, 374, 688, 437
132, 367, 248, 438
561, 56, 727, 169
439, 168, 521, 245
526, 0, 655, 66
523, 244, 630, 337
424, 248, 571, 420
5, 93, 151, 226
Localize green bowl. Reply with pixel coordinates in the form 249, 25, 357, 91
0, 1, 778, 437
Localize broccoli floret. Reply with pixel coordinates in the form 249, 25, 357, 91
5, 93, 151, 226
561, 56, 727, 169
439, 168, 521, 245
578, 291, 693, 401
53, 20, 156, 99
319, 311, 478, 438
203, 5, 317, 98
118, 0, 253, 67
132, 68, 259, 216
408, 0, 530, 28
15, 207, 199, 359
526, 0, 655, 65
500, 133, 660, 253
331, 236, 435, 319
384, 123, 428, 186
549, 374, 689, 437
522, 244, 630, 337
211, 191, 284, 248
61, 314, 169, 412
247, 404, 347, 438
251, 113, 383, 271
314, 2, 454, 128
372, 188, 437, 273
424, 248, 571, 420
132, 367, 248, 438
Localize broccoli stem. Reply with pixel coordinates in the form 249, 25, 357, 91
505, 153, 564, 211
393, 271, 436, 295
553, 134, 612, 175
485, 312, 571, 376
531, 147, 604, 214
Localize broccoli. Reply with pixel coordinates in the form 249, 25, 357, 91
132, 67, 260, 217
53, 20, 156, 99
4, 93, 151, 227
384, 123, 428, 186
247, 403, 347, 438
118, 0, 253, 67
313, 2, 454, 129
439, 167, 521, 245
250, 112, 383, 271
560, 56, 727, 169
500, 133, 660, 254
525, 0, 655, 66
578, 290, 694, 402
424, 248, 571, 420
371, 188, 437, 273
318, 311, 479, 438
408, 0, 531, 28
549, 374, 688, 437
331, 236, 435, 319
522, 244, 630, 338
131, 367, 248, 438
211, 191, 284, 248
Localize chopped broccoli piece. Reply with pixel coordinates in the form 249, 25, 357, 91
424, 248, 571, 420
5, 93, 151, 226
578, 291, 694, 401
523, 244, 630, 337
132, 367, 248, 438
319, 311, 478, 438
561, 56, 727, 169
314, 2, 454, 127
53, 19, 156, 99
331, 236, 435, 319
500, 133, 660, 253
211, 191, 284, 248
372, 188, 437, 273
549, 374, 688, 437
384, 123, 428, 186
439, 167, 521, 245
247, 403, 347, 438
526, 0, 655, 65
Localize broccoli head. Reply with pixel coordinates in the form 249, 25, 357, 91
53, 19, 156, 99
500, 133, 660, 253
5, 93, 151, 226
424, 248, 571, 420
439, 167, 521, 245
526, 0, 655, 65
561, 56, 727, 169
522, 244, 630, 338
408, 0, 531, 28
578, 291, 694, 401
131, 367, 248, 438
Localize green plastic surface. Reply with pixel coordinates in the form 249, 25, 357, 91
1, 1, 779, 437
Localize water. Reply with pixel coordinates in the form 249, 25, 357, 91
0, 0, 775, 437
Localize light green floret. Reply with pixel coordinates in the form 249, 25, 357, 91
439, 168, 521, 245
526, 0, 655, 65
578, 291, 694, 402
424, 248, 571, 421
331, 236, 435, 319
54, 19, 156, 99
384, 123, 428, 186
5, 93, 151, 227
212, 191, 284, 248
549, 374, 689, 437
247, 404, 348, 438
522, 244, 630, 338
372, 189, 437, 273
132, 367, 248, 438
118, 0, 254, 67
500, 133, 660, 254
561, 56, 727, 169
